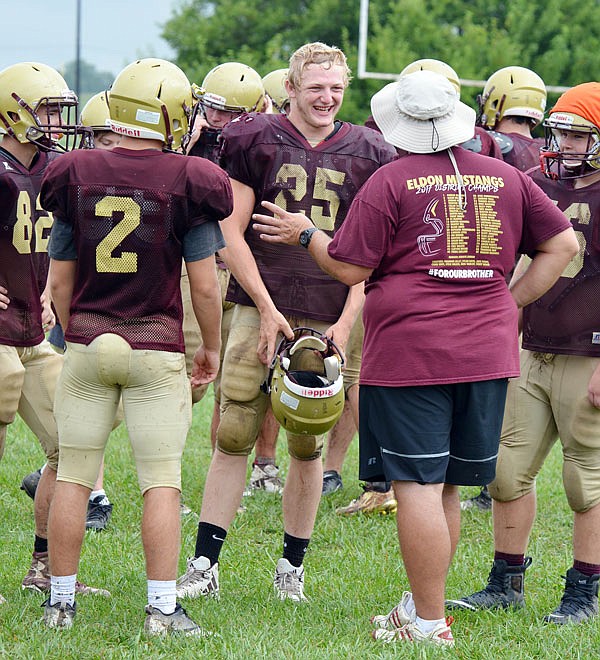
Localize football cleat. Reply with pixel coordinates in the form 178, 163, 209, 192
20, 468, 43, 500
176, 556, 219, 599
244, 463, 284, 495
273, 558, 307, 602
85, 495, 113, 531
446, 558, 531, 611
543, 568, 599, 625
22, 552, 111, 597
41, 599, 76, 629
144, 603, 213, 636
372, 617, 455, 647
322, 470, 343, 495
370, 591, 416, 629
336, 488, 397, 515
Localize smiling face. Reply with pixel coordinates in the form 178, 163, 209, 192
286, 63, 346, 142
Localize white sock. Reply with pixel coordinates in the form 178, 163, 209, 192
50, 574, 77, 606
147, 579, 176, 614
415, 615, 446, 634
40, 463, 47, 474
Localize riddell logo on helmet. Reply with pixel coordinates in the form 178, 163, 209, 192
301, 387, 334, 398
110, 122, 141, 137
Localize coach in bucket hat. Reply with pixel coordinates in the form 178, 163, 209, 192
370, 69, 475, 153
250, 62, 578, 650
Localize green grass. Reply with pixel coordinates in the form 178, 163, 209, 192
1, 391, 600, 658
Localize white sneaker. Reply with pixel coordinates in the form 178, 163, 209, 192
372, 617, 455, 647
273, 558, 307, 602
244, 464, 284, 496
371, 591, 416, 629
176, 556, 219, 599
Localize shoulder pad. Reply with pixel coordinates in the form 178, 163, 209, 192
460, 134, 483, 154
489, 131, 514, 155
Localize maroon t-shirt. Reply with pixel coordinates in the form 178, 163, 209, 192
220, 113, 397, 322
328, 147, 572, 386
522, 169, 600, 356
0, 148, 57, 346
41, 147, 233, 352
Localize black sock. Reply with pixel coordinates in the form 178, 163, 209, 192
194, 522, 227, 566
283, 532, 310, 568
34, 535, 48, 555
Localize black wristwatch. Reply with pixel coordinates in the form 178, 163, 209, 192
299, 227, 318, 249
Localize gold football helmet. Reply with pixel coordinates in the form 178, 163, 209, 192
478, 66, 546, 129
108, 58, 194, 152
199, 62, 266, 113
262, 69, 289, 114
80, 91, 111, 131
400, 59, 461, 94
265, 328, 345, 436
0, 61, 81, 151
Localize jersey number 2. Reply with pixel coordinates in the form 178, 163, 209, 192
95, 196, 140, 273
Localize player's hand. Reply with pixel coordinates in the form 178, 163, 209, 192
0, 285, 9, 310
191, 346, 220, 387
187, 113, 210, 152
252, 201, 314, 246
40, 291, 56, 331
588, 363, 600, 408
258, 308, 294, 365
324, 321, 349, 360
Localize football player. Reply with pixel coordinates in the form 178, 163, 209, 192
40, 58, 232, 634
0, 61, 106, 603
183, 62, 285, 495
478, 65, 547, 171
448, 82, 600, 625
23, 90, 122, 532
176, 41, 397, 603
461, 65, 548, 512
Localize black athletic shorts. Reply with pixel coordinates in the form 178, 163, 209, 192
358, 379, 508, 486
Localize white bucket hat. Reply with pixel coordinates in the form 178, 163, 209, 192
371, 70, 475, 153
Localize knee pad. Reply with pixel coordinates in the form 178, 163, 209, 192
488, 448, 535, 502
217, 400, 262, 456
287, 432, 323, 461
563, 458, 600, 512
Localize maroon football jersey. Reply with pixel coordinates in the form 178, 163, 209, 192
499, 133, 545, 172
188, 127, 222, 164
41, 147, 233, 352
220, 113, 397, 322
522, 170, 600, 357
0, 148, 57, 346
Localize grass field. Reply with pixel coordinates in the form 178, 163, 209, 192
1, 389, 599, 659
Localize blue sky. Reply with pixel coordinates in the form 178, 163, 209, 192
0, 0, 178, 76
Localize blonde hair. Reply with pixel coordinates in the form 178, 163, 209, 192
287, 42, 351, 89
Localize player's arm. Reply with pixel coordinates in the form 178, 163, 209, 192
325, 282, 364, 354
509, 227, 578, 309
40, 281, 56, 331
252, 200, 373, 286
186, 256, 222, 387
49, 258, 76, 329
218, 179, 293, 363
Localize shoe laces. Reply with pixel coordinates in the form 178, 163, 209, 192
275, 568, 303, 594
557, 574, 597, 615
